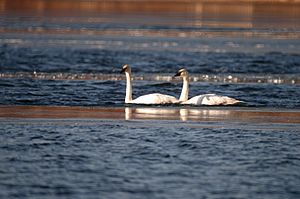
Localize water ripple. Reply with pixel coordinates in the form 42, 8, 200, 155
0, 72, 299, 85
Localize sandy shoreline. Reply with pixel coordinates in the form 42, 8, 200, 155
0, 105, 299, 124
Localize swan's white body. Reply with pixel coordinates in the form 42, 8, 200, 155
129, 93, 177, 104
175, 68, 241, 105
182, 94, 241, 105
122, 65, 177, 104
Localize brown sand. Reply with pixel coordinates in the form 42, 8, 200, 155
0, 105, 299, 124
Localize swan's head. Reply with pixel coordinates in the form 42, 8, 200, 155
120, 64, 131, 73
174, 68, 188, 78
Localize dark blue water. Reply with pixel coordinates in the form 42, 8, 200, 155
0, 19, 299, 108
1, 1, 300, 198
0, 77, 299, 108
1, 120, 300, 199
0, 44, 299, 108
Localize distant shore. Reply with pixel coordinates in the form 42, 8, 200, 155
96, 0, 300, 3
2, 0, 299, 18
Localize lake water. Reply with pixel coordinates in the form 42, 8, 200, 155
0, 1, 300, 198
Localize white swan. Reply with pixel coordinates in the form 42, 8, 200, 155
121, 64, 178, 104
174, 68, 242, 105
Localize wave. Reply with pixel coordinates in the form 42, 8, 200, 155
0, 72, 298, 84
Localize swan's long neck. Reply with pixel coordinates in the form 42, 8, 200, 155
125, 71, 133, 103
179, 76, 189, 102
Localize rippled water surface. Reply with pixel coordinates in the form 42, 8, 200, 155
1, 118, 300, 199
1, 1, 300, 198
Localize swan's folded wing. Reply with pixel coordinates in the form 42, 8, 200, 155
201, 95, 240, 105
181, 94, 213, 105
131, 93, 178, 104
182, 94, 241, 105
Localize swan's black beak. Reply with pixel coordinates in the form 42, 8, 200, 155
173, 71, 181, 77
120, 68, 126, 73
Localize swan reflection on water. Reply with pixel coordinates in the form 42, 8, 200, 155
125, 107, 230, 121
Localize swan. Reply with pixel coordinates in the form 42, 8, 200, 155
121, 64, 178, 104
174, 68, 242, 105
